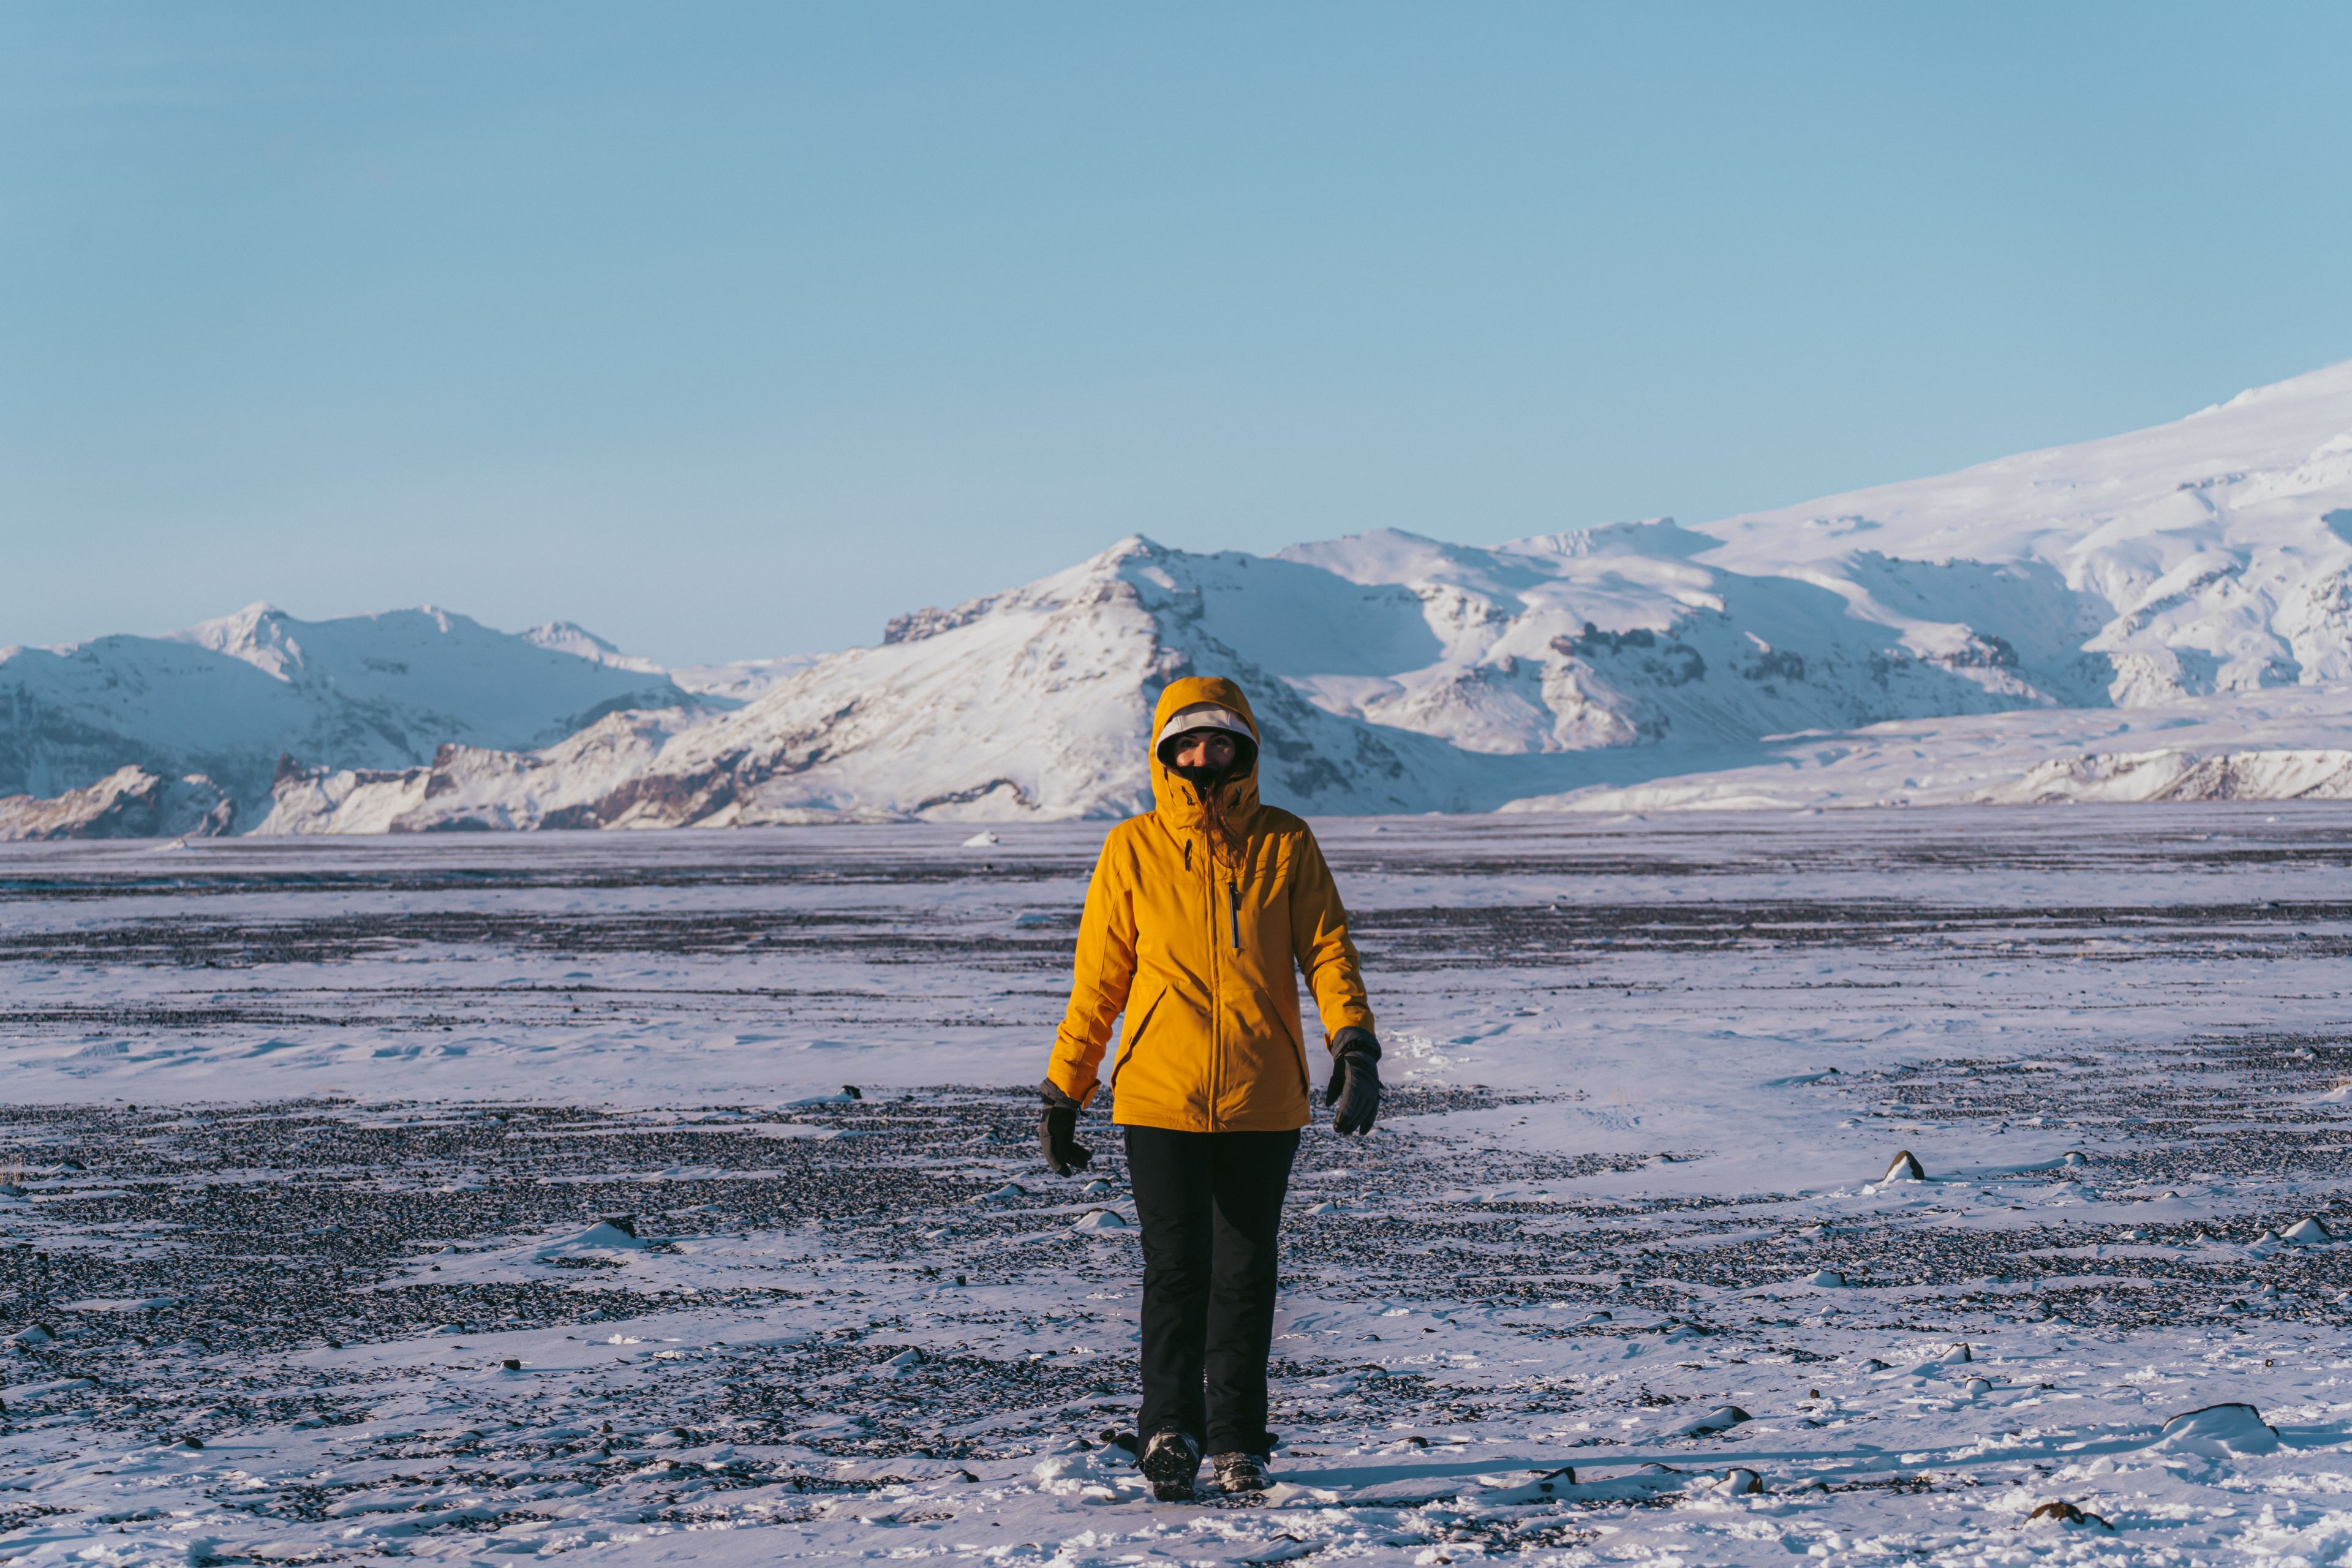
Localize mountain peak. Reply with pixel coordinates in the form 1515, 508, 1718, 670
169, 600, 305, 679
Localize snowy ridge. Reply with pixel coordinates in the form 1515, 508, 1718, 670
1700, 359, 2352, 704
257, 708, 709, 835
0, 605, 696, 827
666, 653, 827, 703
518, 622, 818, 703
519, 619, 666, 676
1272, 520, 2090, 752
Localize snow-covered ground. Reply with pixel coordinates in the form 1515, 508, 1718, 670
4, 809, 2352, 1562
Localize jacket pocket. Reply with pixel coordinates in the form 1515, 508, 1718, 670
1109, 987, 1167, 1087
1258, 988, 1312, 1099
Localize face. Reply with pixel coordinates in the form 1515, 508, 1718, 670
1172, 731, 1238, 772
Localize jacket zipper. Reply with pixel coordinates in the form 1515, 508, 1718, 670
1200, 803, 1221, 1130
1227, 880, 1242, 949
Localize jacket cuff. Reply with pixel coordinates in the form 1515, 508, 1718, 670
1040, 1076, 1087, 1110
1330, 1026, 1380, 1061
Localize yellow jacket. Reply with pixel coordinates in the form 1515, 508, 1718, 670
1046, 676, 1376, 1133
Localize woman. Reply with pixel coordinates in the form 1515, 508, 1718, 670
1039, 675, 1381, 1502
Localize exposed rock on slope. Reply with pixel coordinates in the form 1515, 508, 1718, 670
257, 709, 705, 834
1273, 521, 2089, 753
0, 767, 235, 841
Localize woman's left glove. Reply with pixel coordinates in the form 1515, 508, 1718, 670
1039, 1079, 1092, 1175
1327, 1028, 1381, 1135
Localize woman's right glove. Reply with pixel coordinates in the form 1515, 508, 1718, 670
1327, 1028, 1381, 1135
1039, 1079, 1092, 1175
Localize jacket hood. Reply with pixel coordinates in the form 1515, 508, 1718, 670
1149, 676, 1261, 829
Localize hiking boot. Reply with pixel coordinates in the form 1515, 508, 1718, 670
1212, 1450, 1272, 1494
1139, 1428, 1202, 1501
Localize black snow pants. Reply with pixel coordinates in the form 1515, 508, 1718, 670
1124, 1125, 1300, 1457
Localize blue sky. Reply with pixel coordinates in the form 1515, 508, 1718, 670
5, 3, 2349, 666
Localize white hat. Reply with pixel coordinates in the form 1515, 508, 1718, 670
1155, 703, 1253, 752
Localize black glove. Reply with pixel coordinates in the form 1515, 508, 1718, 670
1039, 1079, 1092, 1175
1326, 1028, 1381, 1136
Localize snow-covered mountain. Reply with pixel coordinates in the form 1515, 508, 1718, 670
263, 358, 2352, 831
567, 522, 2080, 826
260, 543, 1519, 832
1702, 359, 2352, 706
15, 358, 2352, 835
0, 604, 695, 829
